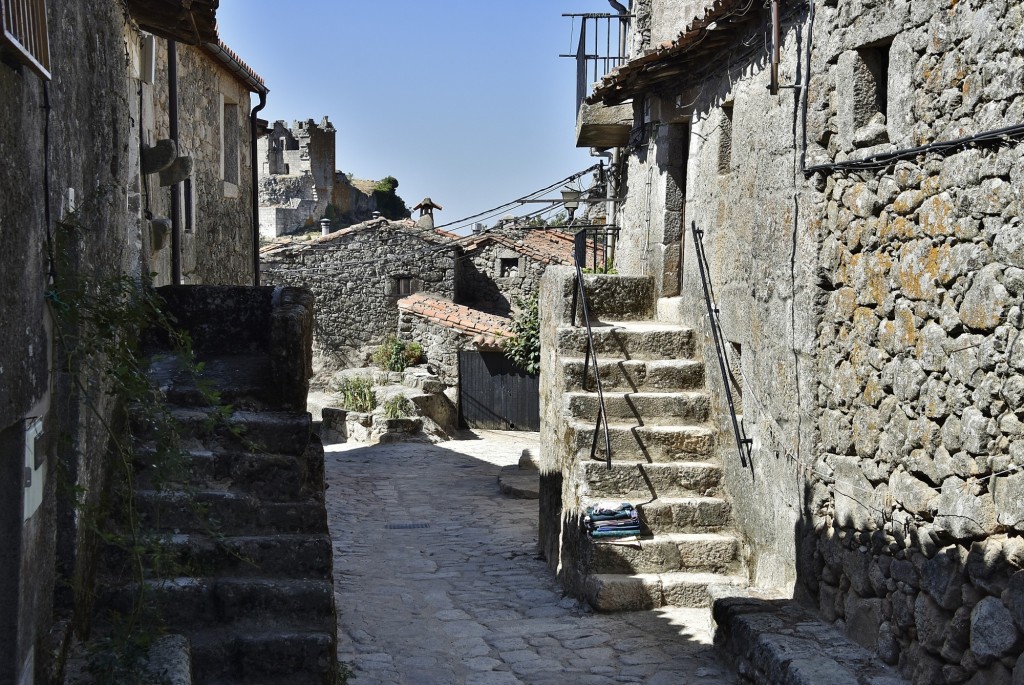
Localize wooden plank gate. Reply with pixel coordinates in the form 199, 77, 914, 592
458, 351, 540, 431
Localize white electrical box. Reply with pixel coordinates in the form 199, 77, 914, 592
141, 33, 156, 85
23, 417, 45, 522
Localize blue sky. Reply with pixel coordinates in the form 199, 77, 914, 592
216, 0, 609, 231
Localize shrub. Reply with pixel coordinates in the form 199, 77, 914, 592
372, 335, 422, 372
382, 395, 414, 419
333, 377, 376, 412
502, 295, 540, 374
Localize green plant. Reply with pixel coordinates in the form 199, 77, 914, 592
371, 175, 410, 220
382, 395, 414, 419
333, 377, 377, 412
372, 335, 422, 372
502, 295, 541, 374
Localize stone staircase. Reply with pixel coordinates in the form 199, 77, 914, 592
95, 286, 337, 684
547, 277, 746, 611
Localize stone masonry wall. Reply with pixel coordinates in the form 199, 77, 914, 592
458, 240, 549, 316
261, 221, 458, 381
805, 1, 1024, 681
397, 312, 468, 387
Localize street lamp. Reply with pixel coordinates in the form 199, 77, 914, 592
561, 187, 581, 221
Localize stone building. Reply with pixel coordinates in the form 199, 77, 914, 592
457, 228, 577, 315
256, 118, 400, 238
261, 218, 460, 377
541, 0, 1024, 681
0, 1, 266, 680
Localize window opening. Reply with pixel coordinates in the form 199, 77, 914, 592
183, 178, 194, 233
395, 277, 413, 296
859, 42, 890, 121
222, 100, 239, 186
718, 104, 734, 175
1, 0, 50, 79
499, 258, 519, 278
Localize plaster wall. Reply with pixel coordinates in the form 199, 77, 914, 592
0, 3, 144, 680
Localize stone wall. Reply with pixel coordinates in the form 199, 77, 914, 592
603, 0, 1024, 680
1, 4, 142, 681
458, 239, 550, 316
149, 41, 256, 286
805, 1, 1024, 681
261, 220, 458, 381
397, 311, 469, 386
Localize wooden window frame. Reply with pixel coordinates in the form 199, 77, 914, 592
1, 0, 51, 80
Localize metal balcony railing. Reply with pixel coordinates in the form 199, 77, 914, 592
561, 12, 631, 115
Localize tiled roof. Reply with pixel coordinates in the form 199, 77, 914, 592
588, 0, 765, 105
260, 218, 457, 255
398, 294, 512, 348
458, 228, 578, 265
204, 40, 267, 93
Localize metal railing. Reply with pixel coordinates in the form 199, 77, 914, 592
571, 227, 614, 469
561, 12, 631, 115
690, 221, 752, 467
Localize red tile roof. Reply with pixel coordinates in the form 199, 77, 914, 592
588, 0, 763, 105
398, 294, 512, 348
458, 228, 578, 265
260, 218, 456, 255
204, 40, 267, 93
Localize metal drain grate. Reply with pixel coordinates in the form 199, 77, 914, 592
385, 523, 431, 529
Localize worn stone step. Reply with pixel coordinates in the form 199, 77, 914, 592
581, 461, 722, 500
102, 533, 332, 581
586, 532, 741, 574
638, 497, 733, 533
104, 577, 334, 631
568, 421, 716, 462
583, 571, 746, 611
134, 447, 321, 502
191, 630, 335, 682
136, 408, 312, 456
556, 323, 694, 360
565, 391, 710, 425
563, 357, 705, 392
147, 353, 275, 410
135, 489, 327, 535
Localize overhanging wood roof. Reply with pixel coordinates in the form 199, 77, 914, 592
126, 0, 219, 45
587, 0, 768, 106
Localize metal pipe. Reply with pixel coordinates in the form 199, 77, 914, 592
168, 40, 182, 285
691, 221, 750, 467
250, 88, 267, 286
770, 0, 778, 94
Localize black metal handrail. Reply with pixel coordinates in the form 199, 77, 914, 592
690, 221, 752, 467
571, 228, 614, 469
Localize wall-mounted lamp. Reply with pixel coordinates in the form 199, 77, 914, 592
561, 187, 581, 221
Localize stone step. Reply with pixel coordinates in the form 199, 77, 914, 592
563, 357, 705, 392
104, 577, 334, 631
581, 461, 722, 500
190, 629, 335, 683
565, 391, 710, 425
583, 571, 746, 611
102, 533, 332, 581
136, 408, 312, 456
556, 323, 694, 360
587, 532, 741, 575
147, 353, 275, 410
638, 497, 733, 533
134, 447, 322, 502
568, 421, 716, 462
135, 489, 327, 535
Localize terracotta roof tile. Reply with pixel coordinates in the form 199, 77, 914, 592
588, 0, 765, 105
398, 294, 512, 343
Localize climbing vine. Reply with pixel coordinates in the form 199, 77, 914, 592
502, 295, 541, 375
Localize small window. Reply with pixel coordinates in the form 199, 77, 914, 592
395, 277, 413, 296
1, 0, 51, 80
499, 258, 519, 277
858, 42, 891, 122
183, 178, 195, 233
221, 98, 240, 188
718, 104, 734, 175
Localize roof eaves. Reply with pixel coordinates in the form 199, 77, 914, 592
204, 40, 268, 94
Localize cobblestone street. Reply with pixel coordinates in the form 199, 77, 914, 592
325, 431, 737, 685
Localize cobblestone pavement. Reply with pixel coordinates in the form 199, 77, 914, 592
325, 430, 738, 685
